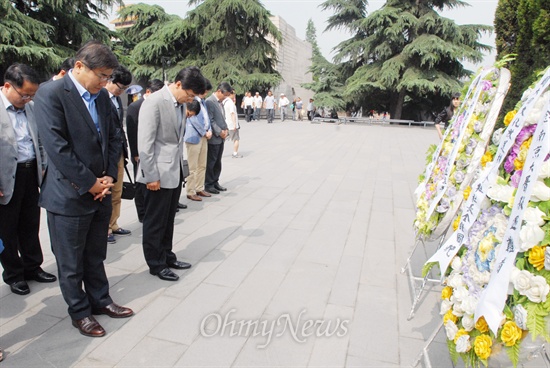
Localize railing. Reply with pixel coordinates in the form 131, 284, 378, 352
313, 116, 436, 127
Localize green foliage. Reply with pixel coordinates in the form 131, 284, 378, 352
525, 302, 550, 341
422, 261, 437, 277
447, 337, 459, 364
505, 342, 521, 368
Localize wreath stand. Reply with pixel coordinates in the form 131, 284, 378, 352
411, 321, 444, 368
401, 230, 448, 320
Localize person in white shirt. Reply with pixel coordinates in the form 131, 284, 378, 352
224, 90, 242, 158
278, 93, 290, 122
263, 90, 276, 123
241, 91, 254, 122
253, 92, 263, 121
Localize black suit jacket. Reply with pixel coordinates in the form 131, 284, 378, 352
34, 76, 121, 216
126, 97, 144, 160
110, 95, 128, 159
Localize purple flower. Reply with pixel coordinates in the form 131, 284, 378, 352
510, 170, 522, 188
481, 80, 492, 91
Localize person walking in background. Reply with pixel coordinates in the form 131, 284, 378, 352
224, 89, 242, 158
205, 82, 232, 194
0, 63, 57, 296
184, 80, 213, 202
105, 65, 132, 244
241, 91, 253, 123
278, 93, 289, 122
126, 79, 164, 222
34, 41, 133, 338
295, 97, 303, 121
263, 90, 276, 123
434, 92, 461, 140
307, 98, 315, 121
137, 67, 206, 282
253, 91, 262, 121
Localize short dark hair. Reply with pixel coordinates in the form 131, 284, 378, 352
217, 82, 233, 94
174, 66, 206, 95
204, 78, 212, 92
75, 40, 118, 70
147, 79, 164, 93
186, 99, 201, 115
112, 65, 132, 85
4, 63, 40, 87
60, 58, 75, 72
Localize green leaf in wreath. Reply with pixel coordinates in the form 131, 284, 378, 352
447, 338, 459, 365
505, 342, 521, 368
422, 262, 438, 278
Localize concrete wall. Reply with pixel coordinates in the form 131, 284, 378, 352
269, 16, 314, 103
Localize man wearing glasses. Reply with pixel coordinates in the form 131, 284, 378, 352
105, 66, 133, 244
34, 41, 133, 338
0, 63, 57, 296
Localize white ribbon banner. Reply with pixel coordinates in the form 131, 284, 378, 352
476, 97, 550, 334
427, 68, 550, 274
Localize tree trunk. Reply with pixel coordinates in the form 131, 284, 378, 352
390, 89, 406, 119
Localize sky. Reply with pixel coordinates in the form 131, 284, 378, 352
103, 0, 499, 70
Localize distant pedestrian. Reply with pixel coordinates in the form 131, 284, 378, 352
241, 91, 253, 122
278, 93, 289, 121
224, 90, 242, 158
253, 92, 262, 121
263, 90, 276, 123
435, 92, 461, 140
307, 98, 315, 121
295, 97, 303, 121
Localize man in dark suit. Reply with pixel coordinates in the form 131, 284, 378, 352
105, 66, 132, 244
205, 82, 232, 194
137, 67, 206, 281
126, 79, 164, 222
34, 41, 133, 338
0, 63, 57, 295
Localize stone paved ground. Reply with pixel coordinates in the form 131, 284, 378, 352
2, 119, 542, 367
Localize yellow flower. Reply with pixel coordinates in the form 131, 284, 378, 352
454, 329, 469, 344
478, 234, 496, 262
513, 158, 524, 171
504, 110, 517, 126
442, 286, 453, 300
520, 137, 532, 151
452, 216, 461, 231
528, 246, 546, 271
476, 316, 489, 333
463, 186, 471, 200
444, 310, 458, 325
501, 321, 522, 346
481, 151, 493, 168
474, 334, 493, 360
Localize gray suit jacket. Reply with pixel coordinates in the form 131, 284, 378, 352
206, 93, 228, 145
137, 86, 186, 189
0, 92, 44, 205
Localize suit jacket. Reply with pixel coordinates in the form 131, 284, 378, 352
110, 94, 128, 159
206, 93, 227, 145
0, 93, 44, 205
137, 86, 185, 189
33, 76, 121, 216
126, 97, 144, 159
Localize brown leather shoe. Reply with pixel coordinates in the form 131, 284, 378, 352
72, 316, 106, 337
92, 303, 134, 318
187, 194, 202, 201
196, 190, 212, 197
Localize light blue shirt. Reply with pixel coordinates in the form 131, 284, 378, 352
0, 90, 35, 162
68, 70, 100, 133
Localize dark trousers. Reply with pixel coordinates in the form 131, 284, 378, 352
47, 205, 113, 320
245, 106, 252, 122
205, 143, 224, 188
142, 184, 181, 274
0, 163, 44, 284
131, 157, 146, 221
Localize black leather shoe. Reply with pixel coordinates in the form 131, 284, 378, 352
72, 316, 106, 337
92, 303, 134, 318
10, 281, 30, 295
214, 184, 227, 191
205, 187, 219, 194
177, 202, 187, 209
154, 268, 179, 281
167, 260, 192, 270
27, 271, 57, 283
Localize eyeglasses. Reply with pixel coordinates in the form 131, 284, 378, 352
11, 86, 34, 101
81, 62, 113, 82
115, 83, 130, 91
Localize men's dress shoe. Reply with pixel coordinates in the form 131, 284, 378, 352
72, 316, 106, 337
177, 202, 187, 209
28, 271, 57, 283
155, 268, 179, 281
112, 228, 131, 236
187, 194, 202, 201
214, 184, 227, 191
92, 303, 134, 318
205, 187, 219, 194
167, 260, 192, 270
196, 190, 212, 197
10, 281, 30, 295
107, 233, 116, 243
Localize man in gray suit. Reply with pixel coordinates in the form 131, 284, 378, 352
137, 67, 206, 282
34, 41, 133, 338
205, 82, 232, 194
0, 63, 57, 295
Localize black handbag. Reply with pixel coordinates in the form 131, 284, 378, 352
121, 165, 136, 200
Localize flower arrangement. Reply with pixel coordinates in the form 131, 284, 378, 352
439, 71, 550, 367
414, 68, 510, 241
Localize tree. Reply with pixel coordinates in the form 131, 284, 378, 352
321, 0, 492, 120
